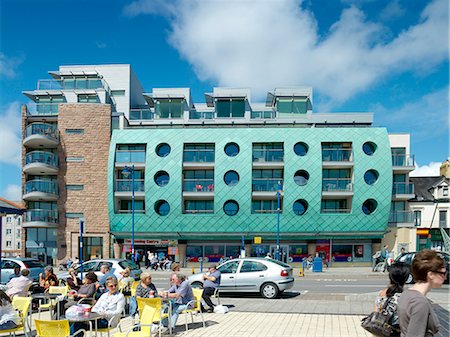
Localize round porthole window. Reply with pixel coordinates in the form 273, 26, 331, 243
224, 143, 240, 157
362, 142, 377, 156
293, 199, 308, 215
155, 200, 170, 216
154, 171, 170, 187
156, 143, 171, 157
294, 170, 309, 186
223, 200, 239, 216
293, 142, 308, 156
362, 199, 377, 215
364, 170, 379, 185
224, 170, 239, 186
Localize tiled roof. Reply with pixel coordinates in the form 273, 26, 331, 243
410, 176, 449, 202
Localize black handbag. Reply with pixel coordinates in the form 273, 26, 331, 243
361, 295, 400, 337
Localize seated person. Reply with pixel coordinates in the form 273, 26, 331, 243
161, 273, 194, 331
97, 264, 116, 294
66, 268, 82, 291
0, 290, 21, 330
118, 268, 134, 296
38, 266, 58, 292
71, 277, 124, 336
135, 272, 158, 298
59, 272, 98, 317
201, 264, 221, 312
8, 266, 21, 281
6, 269, 33, 298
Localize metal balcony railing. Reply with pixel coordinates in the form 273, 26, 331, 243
25, 151, 58, 167
25, 209, 58, 223
24, 179, 58, 195
189, 111, 214, 119
392, 182, 414, 195
26, 103, 60, 116
183, 150, 215, 163
252, 149, 284, 162
115, 179, 145, 192
252, 209, 279, 214
184, 209, 214, 214
322, 179, 353, 192
129, 108, 154, 120
252, 179, 283, 192
115, 150, 146, 163
117, 209, 145, 214
321, 208, 351, 214
251, 111, 276, 119
392, 154, 415, 167
389, 211, 414, 223
183, 180, 215, 192
322, 149, 353, 162
24, 123, 58, 139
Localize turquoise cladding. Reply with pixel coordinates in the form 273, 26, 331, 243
108, 127, 392, 239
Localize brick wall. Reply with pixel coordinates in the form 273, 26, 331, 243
57, 104, 111, 261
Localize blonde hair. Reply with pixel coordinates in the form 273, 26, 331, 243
121, 268, 131, 277
140, 272, 151, 282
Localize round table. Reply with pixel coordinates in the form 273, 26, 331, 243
32, 293, 63, 319
67, 312, 104, 337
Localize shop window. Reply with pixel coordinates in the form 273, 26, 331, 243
204, 245, 225, 263
80, 237, 103, 260
186, 246, 203, 262
332, 245, 353, 262
225, 245, 240, 258
288, 245, 308, 262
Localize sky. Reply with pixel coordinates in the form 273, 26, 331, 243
0, 0, 448, 201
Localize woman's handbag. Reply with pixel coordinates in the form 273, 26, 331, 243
361, 294, 400, 337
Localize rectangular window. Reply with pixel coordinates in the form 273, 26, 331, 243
252, 143, 284, 162
17, 242, 20, 249
17, 229, 20, 238
111, 90, 126, 96
183, 144, 215, 163
6, 241, 12, 247
204, 245, 225, 263
321, 199, 350, 213
118, 200, 145, 213
322, 143, 352, 162
277, 97, 309, 114
186, 245, 203, 262
183, 200, 214, 214
251, 199, 281, 214
65, 213, 84, 218
6, 229, 12, 235
66, 185, 84, 191
115, 144, 146, 163
252, 170, 283, 192
65, 129, 84, 135
80, 237, 103, 260
443, 187, 448, 197
66, 157, 84, 162
216, 99, 245, 118
78, 94, 99, 103
414, 210, 421, 227
288, 245, 308, 262
156, 99, 184, 118
439, 211, 447, 227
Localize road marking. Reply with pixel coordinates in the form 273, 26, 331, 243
300, 290, 309, 295
323, 284, 380, 287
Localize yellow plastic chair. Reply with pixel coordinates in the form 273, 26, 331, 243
114, 305, 157, 337
35, 319, 85, 337
130, 281, 140, 297
181, 288, 205, 331
38, 286, 69, 318
136, 298, 169, 337
97, 316, 123, 337
211, 288, 221, 305
0, 296, 32, 337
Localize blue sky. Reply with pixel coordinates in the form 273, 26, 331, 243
0, 0, 448, 200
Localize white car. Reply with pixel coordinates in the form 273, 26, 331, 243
58, 259, 141, 281
188, 257, 294, 299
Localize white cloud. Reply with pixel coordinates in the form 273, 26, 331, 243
410, 162, 442, 177
123, 0, 448, 104
2, 184, 22, 201
0, 102, 22, 167
0, 53, 24, 79
379, 0, 405, 21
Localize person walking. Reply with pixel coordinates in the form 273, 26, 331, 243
398, 250, 446, 337
201, 264, 221, 312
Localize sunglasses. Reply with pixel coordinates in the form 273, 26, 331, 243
107, 284, 117, 288
433, 270, 448, 277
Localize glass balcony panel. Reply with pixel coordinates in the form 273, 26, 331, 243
115, 179, 145, 192
392, 182, 414, 194
252, 179, 283, 192
252, 149, 284, 162
37, 79, 105, 90
251, 111, 276, 119
189, 111, 214, 119
27, 103, 60, 116
322, 149, 352, 162
24, 123, 58, 138
24, 179, 58, 195
183, 179, 215, 192
322, 179, 353, 192
129, 109, 153, 120
115, 150, 146, 163
183, 150, 215, 163
25, 209, 58, 223
37, 80, 63, 90
392, 155, 415, 167
25, 151, 58, 167
389, 211, 414, 223
321, 208, 351, 214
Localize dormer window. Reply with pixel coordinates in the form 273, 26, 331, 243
216, 98, 245, 118
156, 98, 184, 118
443, 186, 448, 197
276, 97, 311, 114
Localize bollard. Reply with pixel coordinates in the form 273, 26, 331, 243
298, 266, 304, 277
192, 267, 195, 274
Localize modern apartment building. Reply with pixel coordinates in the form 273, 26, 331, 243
22, 64, 416, 265
0, 198, 25, 258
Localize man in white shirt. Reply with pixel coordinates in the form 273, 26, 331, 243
6, 269, 32, 298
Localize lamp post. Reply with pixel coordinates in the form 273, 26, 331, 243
275, 181, 283, 261
122, 165, 135, 262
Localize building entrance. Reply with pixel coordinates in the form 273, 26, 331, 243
269, 245, 289, 263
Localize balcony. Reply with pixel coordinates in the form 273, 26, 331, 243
37, 78, 105, 91
392, 182, 415, 199
23, 179, 58, 201
115, 150, 146, 168
114, 179, 145, 197
389, 211, 415, 226
183, 180, 214, 199
129, 108, 154, 120
392, 155, 415, 172
321, 208, 351, 214
322, 149, 353, 166
23, 209, 58, 227
23, 151, 58, 175
183, 151, 215, 169
252, 150, 284, 165
23, 123, 59, 148
189, 111, 214, 120
26, 103, 60, 116
252, 179, 283, 192
322, 178, 353, 197
251, 111, 276, 119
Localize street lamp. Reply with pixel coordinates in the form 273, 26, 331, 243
122, 165, 135, 262
275, 181, 283, 261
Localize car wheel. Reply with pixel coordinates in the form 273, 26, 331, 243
191, 281, 203, 289
260, 282, 279, 299
406, 273, 414, 284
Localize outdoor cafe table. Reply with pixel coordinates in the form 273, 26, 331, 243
32, 292, 64, 319
67, 312, 103, 337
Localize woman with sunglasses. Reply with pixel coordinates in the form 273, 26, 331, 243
398, 250, 446, 337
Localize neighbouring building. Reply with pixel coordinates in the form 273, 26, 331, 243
22, 64, 417, 266
0, 197, 25, 258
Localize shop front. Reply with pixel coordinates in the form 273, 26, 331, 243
123, 239, 179, 261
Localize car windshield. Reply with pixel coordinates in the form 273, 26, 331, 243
23, 260, 46, 268
119, 260, 140, 270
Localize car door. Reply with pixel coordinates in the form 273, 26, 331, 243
235, 260, 268, 292
0, 260, 20, 284
216, 260, 240, 291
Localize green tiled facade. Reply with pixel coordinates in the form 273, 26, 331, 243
108, 127, 392, 240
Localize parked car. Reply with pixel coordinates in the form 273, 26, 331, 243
395, 251, 450, 284
188, 257, 294, 299
0, 258, 45, 284
58, 259, 141, 282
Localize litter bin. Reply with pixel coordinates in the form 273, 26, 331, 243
312, 256, 323, 272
